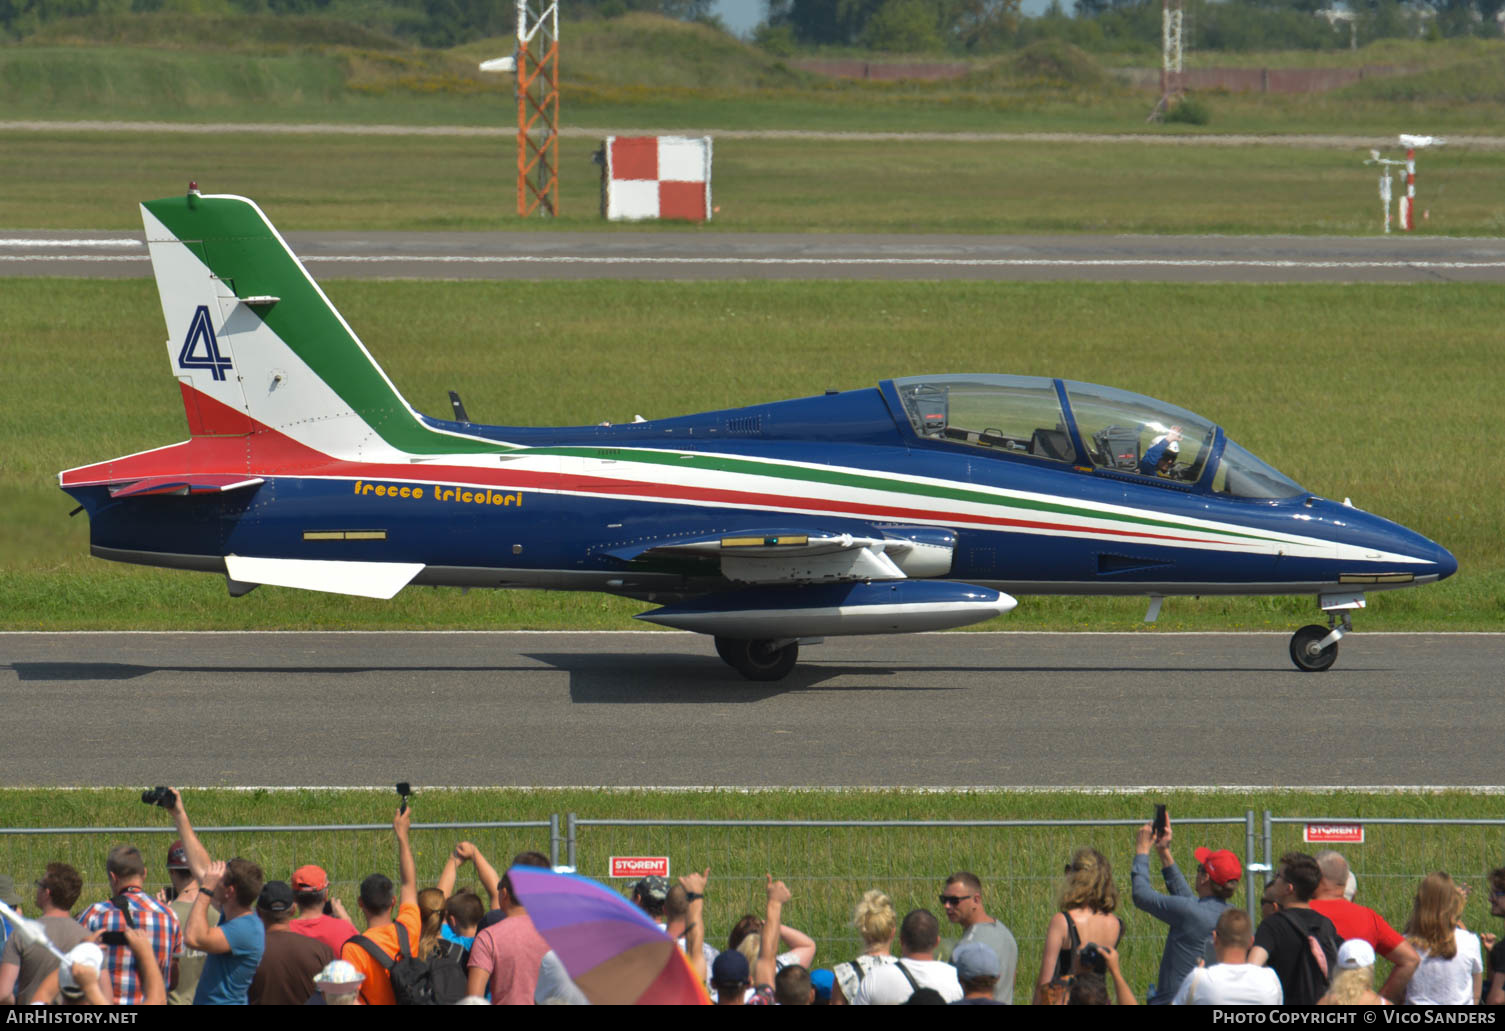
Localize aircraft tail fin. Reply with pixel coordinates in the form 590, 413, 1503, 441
141, 188, 499, 458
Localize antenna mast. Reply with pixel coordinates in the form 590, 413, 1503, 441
1149, 0, 1184, 122
515, 0, 560, 217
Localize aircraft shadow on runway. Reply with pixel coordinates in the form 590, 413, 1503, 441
524, 652, 925, 702
5, 656, 1364, 691
4, 662, 531, 682
520, 652, 1324, 704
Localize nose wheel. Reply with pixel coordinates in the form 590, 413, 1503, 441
714, 636, 800, 681
1289, 609, 1352, 672
1289, 624, 1339, 672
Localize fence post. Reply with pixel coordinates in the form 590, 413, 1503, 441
1245, 809, 1257, 916
566, 812, 577, 871
549, 813, 560, 868
1262, 810, 1273, 886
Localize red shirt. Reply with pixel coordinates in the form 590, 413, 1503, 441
289, 913, 360, 954
1310, 898, 1406, 958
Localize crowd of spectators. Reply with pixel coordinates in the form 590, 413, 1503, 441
0, 803, 1499, 1006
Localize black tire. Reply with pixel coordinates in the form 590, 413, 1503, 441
714, 637, 800, 682
713, 636, 741, 668
1289, 624, 1339, 672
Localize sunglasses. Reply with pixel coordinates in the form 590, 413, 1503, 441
939, 894, 976, 906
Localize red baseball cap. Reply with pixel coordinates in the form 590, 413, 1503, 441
291, 865, 329, 893
166, 840, 190, 871
1194, 847, 1243, 886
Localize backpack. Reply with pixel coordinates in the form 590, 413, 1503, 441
350, 923, 468, 1006
1274, 909, 1340, 1005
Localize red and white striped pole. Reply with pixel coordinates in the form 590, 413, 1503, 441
1394, 135, 1443, 232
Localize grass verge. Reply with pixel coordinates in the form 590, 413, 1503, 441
3, 130, 1505, 234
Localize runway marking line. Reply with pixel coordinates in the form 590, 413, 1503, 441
29, 783, 1505, 793
4, 630, 1500, 637
7, 254, 1505, 272
0, 238, 143, 248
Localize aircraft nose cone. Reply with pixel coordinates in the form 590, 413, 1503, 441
1428, 540, 1459, 582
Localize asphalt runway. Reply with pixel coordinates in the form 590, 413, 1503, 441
3, 631, 1499, 788
6, 230, 1505, 283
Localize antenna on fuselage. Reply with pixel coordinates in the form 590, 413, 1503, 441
448, 390, 471, 424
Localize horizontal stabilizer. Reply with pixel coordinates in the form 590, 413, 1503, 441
223, 555, 424, 600
108, 475, 265, 499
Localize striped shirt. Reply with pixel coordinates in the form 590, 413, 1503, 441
79, 887, 182, 1005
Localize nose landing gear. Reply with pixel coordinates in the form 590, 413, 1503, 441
1289, 592, 1363, 672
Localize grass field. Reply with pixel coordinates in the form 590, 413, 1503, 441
5, 16, 1505, 137
4, 276, 1498, 631
4, 130, 1505, 235
2, 786, 1502, 1001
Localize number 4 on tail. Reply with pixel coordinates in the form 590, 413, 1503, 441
177, 305, 232, 381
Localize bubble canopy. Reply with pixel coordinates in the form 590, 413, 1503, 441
889, 374, 1305, 499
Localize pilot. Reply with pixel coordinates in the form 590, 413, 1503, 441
1139, 426, 1183, 477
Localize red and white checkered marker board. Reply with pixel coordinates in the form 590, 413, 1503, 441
604, 136, 713, 222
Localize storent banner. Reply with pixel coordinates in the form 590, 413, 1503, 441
1304, 823, 1364, 845
609, 856, 670, 878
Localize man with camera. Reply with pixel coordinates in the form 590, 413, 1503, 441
1130, 812, 1240, 1004
339, 805, 420, 1006
77, 843, 182, 1005
156, 786, 267, 1004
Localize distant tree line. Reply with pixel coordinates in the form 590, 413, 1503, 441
759, 0, 1022, 52
761, 0, 1501, 52
2, 0, 1499, 47
0, 0, 720, 45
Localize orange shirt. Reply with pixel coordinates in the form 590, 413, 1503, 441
340, 902, 421, 1006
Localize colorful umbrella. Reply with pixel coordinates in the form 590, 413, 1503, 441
508, 866, 711, 1005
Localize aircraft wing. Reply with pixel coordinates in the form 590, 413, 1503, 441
606, 528, 955, 584
105, 474, 266, 498
223, 556, 424, 600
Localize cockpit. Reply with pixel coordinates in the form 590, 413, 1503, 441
890, 374, 1305, 500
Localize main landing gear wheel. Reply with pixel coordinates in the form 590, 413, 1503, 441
714, 637, 800, 682
1289, 624, 1339, 672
